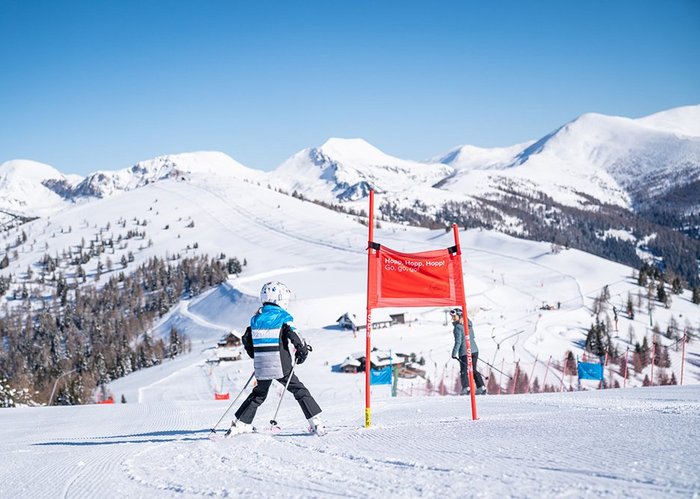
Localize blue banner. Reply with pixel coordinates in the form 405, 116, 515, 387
370, 368, 392, 385
578, 362, 604, 381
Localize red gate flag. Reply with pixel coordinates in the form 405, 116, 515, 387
367, 242, 466, 308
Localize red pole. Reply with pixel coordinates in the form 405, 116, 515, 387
560, 355, 566, 392
681, 329, 687, 385
498, 359, 504, 395
452, 224, 478, 420
364, 190, 375, 428
601, 352, 608, 390
650, 340, 655, 387
623, 346, 629, 388
511, 361, 520, 395
542, 355, 552, 389
526, 354, 538, 393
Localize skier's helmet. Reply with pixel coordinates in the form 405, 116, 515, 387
260, 281, 292, 309
449, 308, 463, 317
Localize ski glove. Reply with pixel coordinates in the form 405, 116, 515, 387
295, 343, 312, 365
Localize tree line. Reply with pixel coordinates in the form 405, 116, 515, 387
0, 254, 242, 407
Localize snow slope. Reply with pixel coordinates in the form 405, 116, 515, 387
1, 368, 698, 497
2, 150, 700, 497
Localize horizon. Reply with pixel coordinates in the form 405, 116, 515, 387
1, 1, 699, 176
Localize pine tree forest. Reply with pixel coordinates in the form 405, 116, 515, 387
0, 254, 240, 407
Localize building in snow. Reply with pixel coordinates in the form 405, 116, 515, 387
213, 330, 243, 362
335, 310, 404, 331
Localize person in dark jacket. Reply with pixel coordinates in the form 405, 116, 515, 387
450, 308, 486, 395
226, 281, 325, 436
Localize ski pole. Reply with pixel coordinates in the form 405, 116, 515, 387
270, 357, 298, 429
455, 356, 512, 379
477, 357, 513, 379
209, 371, 255, 435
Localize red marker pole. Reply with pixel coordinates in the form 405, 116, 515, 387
512, 361, 520, 395
650, 341, 655, 387
681, 329, 687, 385
498, 359, 504, 395
542, 355, 552, 389
364, 190, 375, 428
453, 224, 477, 420
526, 354, 538, 393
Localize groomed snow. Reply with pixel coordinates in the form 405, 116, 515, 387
1, 380, 698, 497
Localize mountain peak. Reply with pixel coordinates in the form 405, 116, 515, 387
0, 159, 76, 216
316, 138, 395, 166
636, 104, 700, 137
73, 150, 263, 198
0, 159, 66, 183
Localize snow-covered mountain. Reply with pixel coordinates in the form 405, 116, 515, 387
2, 104, 699, 287
0, 159, 81, 217
270, 105, 700, 214
4, 105, 698, 220
72, 151, 265, 198
502, 107, 700, 210
271, 138, 453, 203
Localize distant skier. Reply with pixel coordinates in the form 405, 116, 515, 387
226, 281, 325, 436
450, 308, 486, 395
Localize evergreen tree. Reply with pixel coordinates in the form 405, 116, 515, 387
626, 292, 635, 319
671, 276, 684, 294
657, 282, 669, 307
486, 370, 501, 394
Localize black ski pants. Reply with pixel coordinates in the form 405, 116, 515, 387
234, 372, 321, 424
459, 353, 485, 391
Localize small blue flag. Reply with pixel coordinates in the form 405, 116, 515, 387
370, 368, 392, 385
578, 362, 604, 381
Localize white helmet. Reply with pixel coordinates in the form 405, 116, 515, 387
260, 281, 292, 309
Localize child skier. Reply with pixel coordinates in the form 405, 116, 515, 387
226, 281, 325, 436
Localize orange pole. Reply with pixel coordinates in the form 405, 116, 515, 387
526, 354, 538, 393
365, 190, 375, 427
512, 361, 520, 394
542, 355, 552, 389
623, 346, 629, 388
602, 352, 608, 390
681, 329, 687, 385
560, 355, 566, 392
452, 224, 477, 420
650, 340, 655, 387
498, 359, 504, 395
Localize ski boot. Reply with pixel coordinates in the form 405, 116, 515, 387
225, 419, 254, 437
308, 416, 327, 436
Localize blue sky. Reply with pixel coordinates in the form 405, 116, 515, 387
1, 1, 699, 175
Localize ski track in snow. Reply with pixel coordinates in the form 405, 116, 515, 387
4, 388, 698, 498
2, 284, 699, 497
152, 181, 363, 256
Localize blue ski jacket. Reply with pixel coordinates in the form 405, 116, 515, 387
452, 319, 478, 358
242, 303, 305, 380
